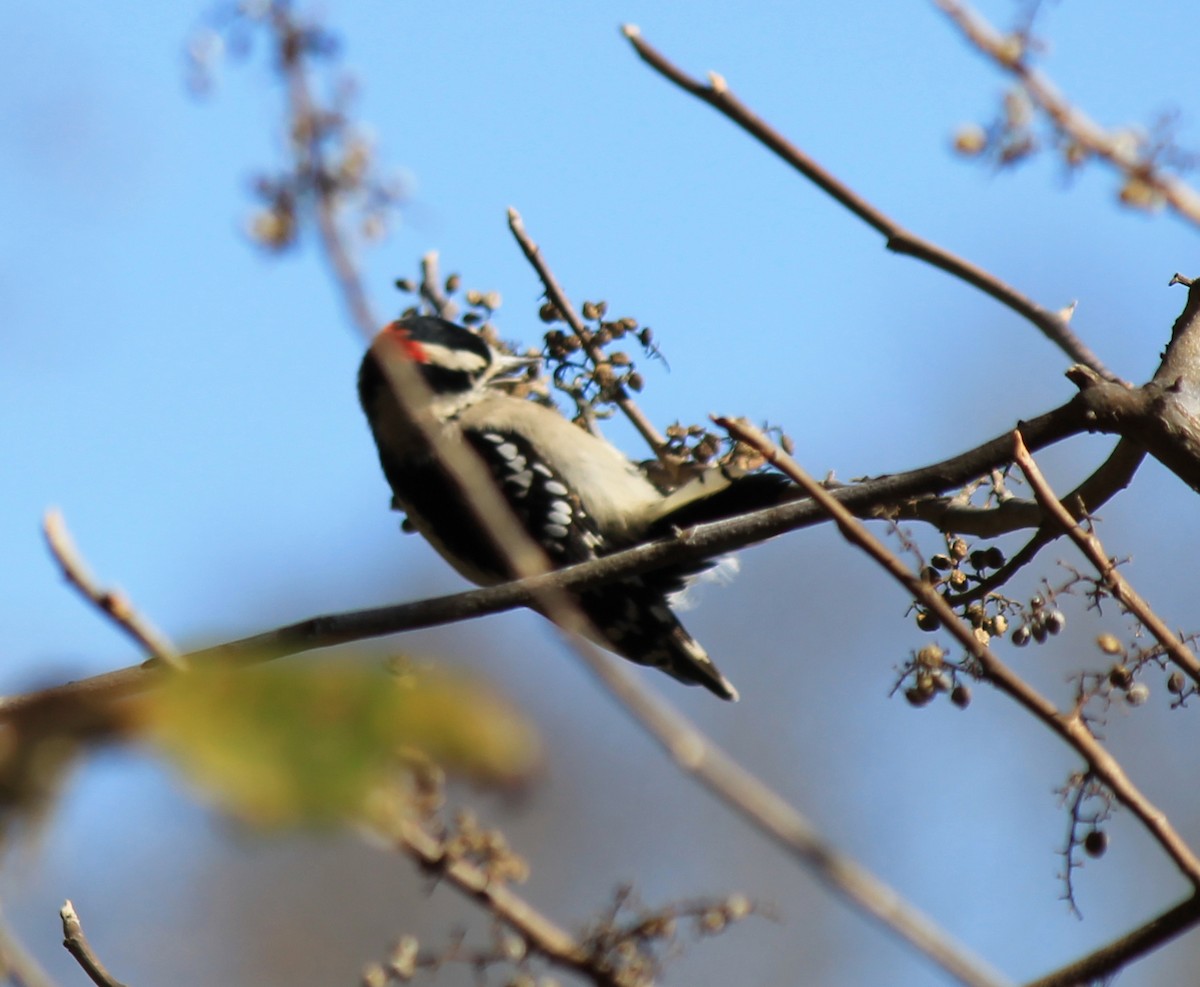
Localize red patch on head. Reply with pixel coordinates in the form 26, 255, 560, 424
379, 322, 428, 363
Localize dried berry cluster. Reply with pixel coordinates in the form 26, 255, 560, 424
1087, 632, 1193, 711
895, 643, 974, 710
913, 537, 1013, 641
1008, 593, 1068, 648
540, 298, 656, 414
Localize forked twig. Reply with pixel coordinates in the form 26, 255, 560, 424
418, 251, 455, 318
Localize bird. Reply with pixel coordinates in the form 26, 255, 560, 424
357, 314, 790, 700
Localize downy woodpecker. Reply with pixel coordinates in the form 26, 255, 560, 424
358, 315, 788, 700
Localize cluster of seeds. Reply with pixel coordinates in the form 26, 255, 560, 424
913, 538, 1010, 638
898, 644, 973, 709
1010, 594, 1067, 647
540, 298, 654, 401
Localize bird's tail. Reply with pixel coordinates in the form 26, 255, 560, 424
574, 577, 739, 701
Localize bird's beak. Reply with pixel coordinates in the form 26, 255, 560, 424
487, 352, 541, 385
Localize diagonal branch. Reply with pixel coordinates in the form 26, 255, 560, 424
720, 418, 1200, 891
620, 24, 1113, 379
0, 902, 58, 987
1012, 435, 1200, 685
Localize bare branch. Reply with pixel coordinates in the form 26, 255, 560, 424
719, 418, 1200, 896
936, 0, 1200, 230
507, 208, 670, 459
42, 510, 184, 671
1012, 434, 1200, 686
1, 388, 1100, 729
60, 901, 129, 987
620, 24, 1113, 378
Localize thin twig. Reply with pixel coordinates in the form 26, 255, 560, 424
936, 0, 1200, 231
1012, 434, 1200, 685
620, 24, 1114, 378
507, 208, 671, 459
60, 901, 129, 987
718, 417, 1200, 893
42, 510, 185, 671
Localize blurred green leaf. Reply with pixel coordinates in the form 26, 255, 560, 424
128, 659, 539, 827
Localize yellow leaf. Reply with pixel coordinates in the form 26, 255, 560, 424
126, 659, 539, 827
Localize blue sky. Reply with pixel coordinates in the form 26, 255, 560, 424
3, 2, 1200, 984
